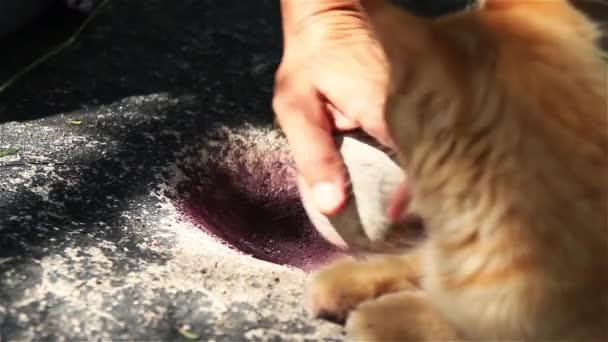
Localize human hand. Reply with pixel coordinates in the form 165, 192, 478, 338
273, 0, 394, 216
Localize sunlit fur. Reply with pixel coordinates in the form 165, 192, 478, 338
305, 0, 608, 340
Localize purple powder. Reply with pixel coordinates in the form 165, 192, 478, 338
172, 131, 344, 271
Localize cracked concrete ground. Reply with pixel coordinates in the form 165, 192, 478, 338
1, 0, 603, 341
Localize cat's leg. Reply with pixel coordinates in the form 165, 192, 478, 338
305, 247, 424, 323
346, 290, 460, 341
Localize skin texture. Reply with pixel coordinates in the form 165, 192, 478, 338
305, 0, 608, 340
273, 0, 399, 216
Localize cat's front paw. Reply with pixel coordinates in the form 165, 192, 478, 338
346, 291, 460, 341
305, 257, 373, 323
305, 256, 414, 323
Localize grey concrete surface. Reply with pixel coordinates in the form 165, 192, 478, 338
0, 0, 507, 340
0, 96, 344, 341
0, 0, 347, 340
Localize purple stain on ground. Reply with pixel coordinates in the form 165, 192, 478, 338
173, 135, 343, 271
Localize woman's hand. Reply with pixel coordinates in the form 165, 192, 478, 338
273, 0, 394, 215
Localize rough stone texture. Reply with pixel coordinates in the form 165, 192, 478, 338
0, 100, 346, 341
4, 0, 602, 340
0, 0, 347, 340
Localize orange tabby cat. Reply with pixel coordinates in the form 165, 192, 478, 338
305, 0, 608, 340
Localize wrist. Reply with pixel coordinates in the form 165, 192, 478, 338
280, 0, 362, 23
280, 0, 363, 36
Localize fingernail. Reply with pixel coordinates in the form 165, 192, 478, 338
312, 182, 344, 215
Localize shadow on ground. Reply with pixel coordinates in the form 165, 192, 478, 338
0, 0, 285, 262
0, 0, 280, 123
0, 1, 340, 340
2, 0, 603, 340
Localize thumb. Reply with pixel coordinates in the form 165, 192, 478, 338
273, 85, 349, 215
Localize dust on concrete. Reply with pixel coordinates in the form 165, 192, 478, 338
10, 196, 340, 341
0, 93, 343, 341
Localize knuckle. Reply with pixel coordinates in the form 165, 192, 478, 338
273, 65, 288, 89
345, 98, 390, 140
272, 71, 298, 117
347, 98, 386, 119
272, 90, 295, 120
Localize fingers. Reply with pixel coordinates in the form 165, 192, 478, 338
328, 88, 396, 149
273, 77, 348, 215
325, 102, 359, 131
296, 175, 349, 248
273, 9, 396, 217
315, 52, 395, 149
350, 99, 395, 149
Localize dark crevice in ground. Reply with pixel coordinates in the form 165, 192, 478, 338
173, 139, 340, 271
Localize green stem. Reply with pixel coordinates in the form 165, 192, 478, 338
0, 0, 110, 94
